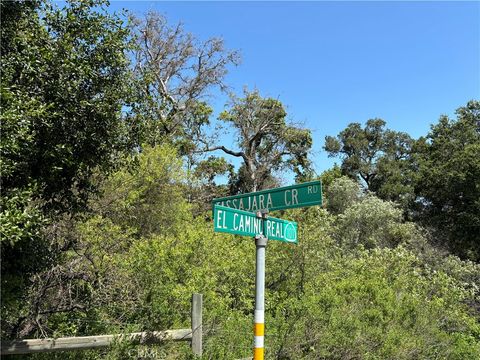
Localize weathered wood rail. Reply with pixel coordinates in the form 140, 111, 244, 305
1, 329, 192, 355
1, 293, 203, 357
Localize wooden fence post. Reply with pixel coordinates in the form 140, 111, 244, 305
191, 293, 203, 357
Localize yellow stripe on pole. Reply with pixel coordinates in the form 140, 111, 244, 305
254, 323, 265, 336
254, 347, 264, 360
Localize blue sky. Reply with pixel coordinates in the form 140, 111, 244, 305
109, 1, 479, 179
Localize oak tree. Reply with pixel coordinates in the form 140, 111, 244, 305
129, 11, 240, 149
201, 89, 313, 193
324, 119, 414, 206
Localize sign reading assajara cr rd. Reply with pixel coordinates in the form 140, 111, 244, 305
214, 205, 297, 243
212, 180, 322, 213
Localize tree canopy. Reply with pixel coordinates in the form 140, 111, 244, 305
202, 89, 313, 193
129, 10, 240, 150
1, 0, 133, 215
324, 118, 414, 206
414, 100, 480, 261
1, 0, 134, 338
324, 101, 480, 261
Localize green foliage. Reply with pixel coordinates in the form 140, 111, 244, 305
319, 164, 343, 191
1, 0, 133, 214
335, 195, 420, 250
270, 247, 480, 359
193, 156, 233, 185
0, 187, 47, 247
1, 0, 135, 339
190, 156, 233, 213
324, 101, 480, 263
414, 100, 480, 261
0, 187, 52, 338
324, 176, 362, 214
324, 119, 414, 207
7, 152, 479, 359
113, 220, 253, 331
94, 145, 191, 238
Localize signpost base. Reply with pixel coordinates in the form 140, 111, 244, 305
254, 234, 267, 360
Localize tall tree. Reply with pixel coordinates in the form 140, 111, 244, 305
1, 0, 133, 214
200, 89, 313, 193
129, 11, 240, 149
1, 0, 134, 337
324, 119, 414, 206
414, 100, 480, 261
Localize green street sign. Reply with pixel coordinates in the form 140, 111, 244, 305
212, 180, 322, 213
214, 205, 298, 244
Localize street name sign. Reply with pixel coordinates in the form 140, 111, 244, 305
211, 181, 323, 360
212, 180, 322, 213
214, 205, 298, 244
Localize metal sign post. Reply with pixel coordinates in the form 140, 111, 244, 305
254, 234, 267, 360
253, 210, 268, 360
213, 205, 296, 359
211, 181, 323, 359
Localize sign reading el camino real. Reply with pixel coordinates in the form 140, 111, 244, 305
212, 180, 322, 213
213, 205, 297, 244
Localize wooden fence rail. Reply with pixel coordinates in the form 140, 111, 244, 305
1, 293, 203, 357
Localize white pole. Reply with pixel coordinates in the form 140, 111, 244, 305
254, 228, 267, 360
